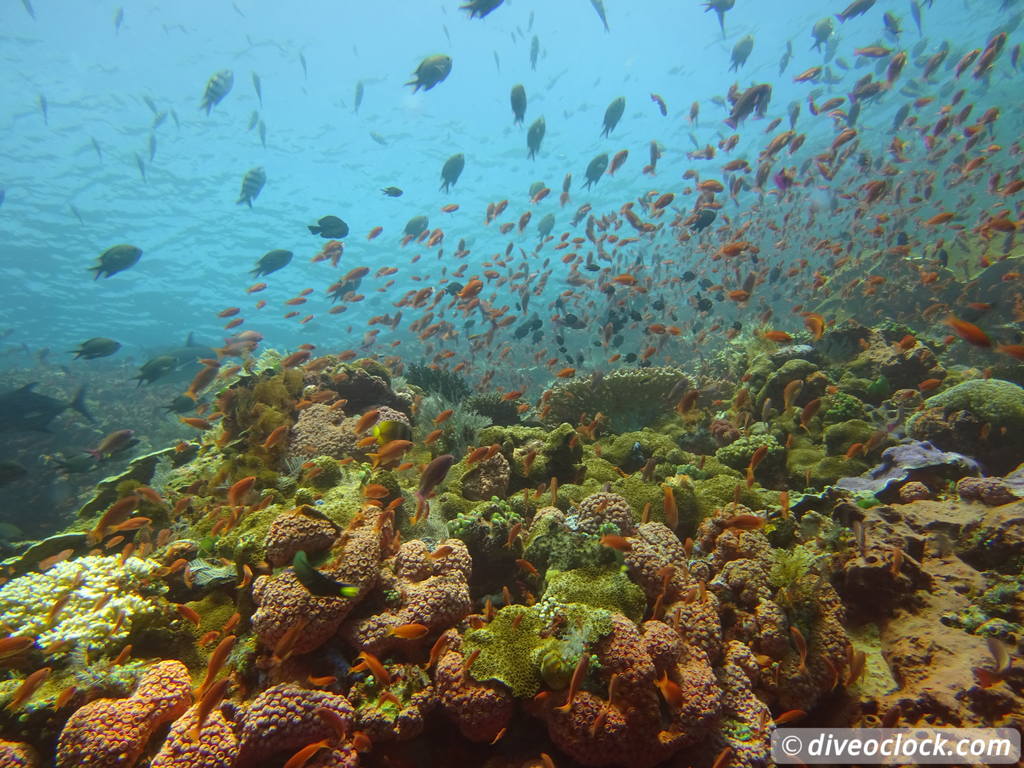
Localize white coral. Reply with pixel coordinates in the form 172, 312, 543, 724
0, 555, 166, 660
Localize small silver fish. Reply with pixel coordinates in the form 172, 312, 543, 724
143, 95, 158, 114
148, 133, 156, 162
69, 204, 83, 223
91, 137, 102, 161
354, 80, 363, 113
21, 0, 35, 19
247, 110, 259, 131
134, 153, 146, 181
299, 52, 308, 79
258, 120, 266, 148
169, 109, 179, 129
152, 111, 167, 129
38, 94, 47, 125
114, 7, 124, 33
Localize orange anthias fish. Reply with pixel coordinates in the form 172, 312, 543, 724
5, 667, 51, 712
761, 329, 793, 343
388, 623, 429, 639
555, 652, 590, 713
655, 671, 683, 708
227, 476, 256, 507
945, 315, 992, 348
368, 440, 413, 469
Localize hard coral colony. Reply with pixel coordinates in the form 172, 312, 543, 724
0, 1, 1023, 767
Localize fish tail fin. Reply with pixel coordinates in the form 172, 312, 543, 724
70, 386, 93, 422
724, 118, 737, 130
307, 225, 320, 235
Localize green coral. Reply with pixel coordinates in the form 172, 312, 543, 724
787, 447, 867, 489
914, 379, 1024, 431
598, 429, 687, 470
539, 366, 688, 433
714, 433, 784, 471
864, 375, 891, 404
356, 358, 392, 385
611, 473, 670, 523
435, 491, 475, 522
768, 545, 824, 607
448, 499, 523, 593
754, 358, 820, 408
207, 471, 362, 565
581, 454, 620, 484
477, 422, 583, 486
301, 455, 343, 490
522, 510, 617, 573
821, 393, 866, 425
463, 602, 611, 698
462, 604, 548, 697
823, 419, 875, 456
691, 473, 773, 520
543, 566, 645, 624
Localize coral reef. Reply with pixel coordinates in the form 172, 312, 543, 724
5, 323, 1021, 768
908, 379, 1024, 473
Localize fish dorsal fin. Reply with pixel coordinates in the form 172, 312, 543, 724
185, 332, 196, 347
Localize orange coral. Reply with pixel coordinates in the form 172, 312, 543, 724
0, 740, 40, 768
56, 660, 191, 768
151, 707, 237, 768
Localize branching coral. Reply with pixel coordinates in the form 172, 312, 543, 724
0, 555, 166, 660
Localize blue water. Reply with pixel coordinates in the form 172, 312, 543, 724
1, 0, 1011, 363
